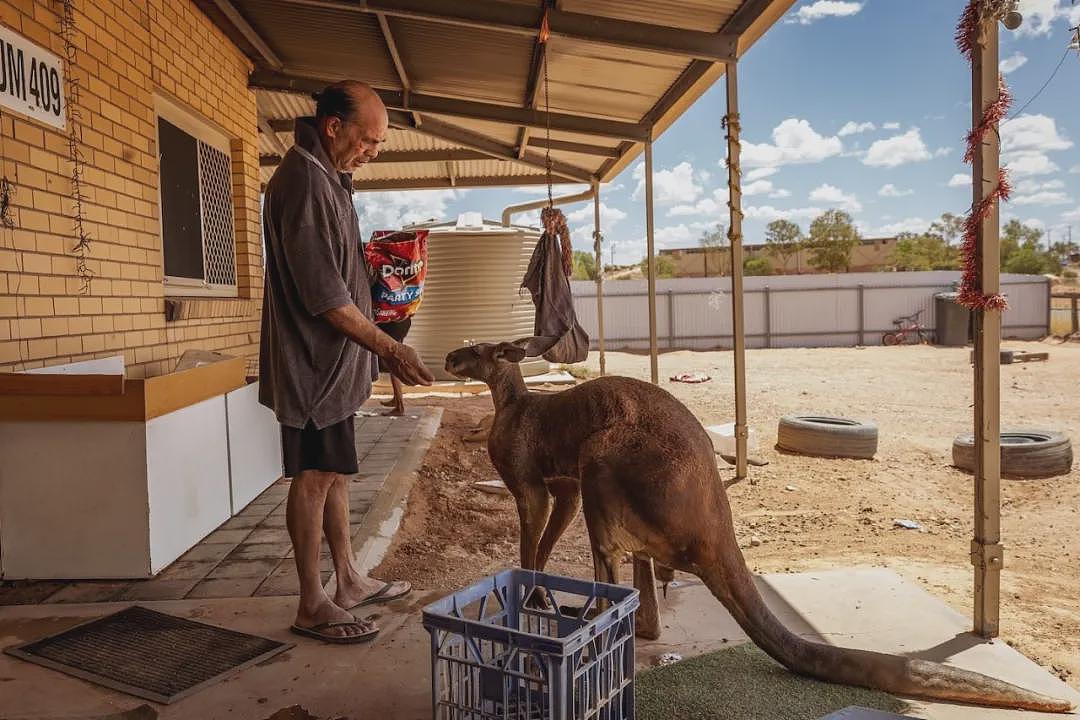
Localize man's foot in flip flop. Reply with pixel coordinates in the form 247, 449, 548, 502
292, 598, 378, 643
335, 573, 412, 611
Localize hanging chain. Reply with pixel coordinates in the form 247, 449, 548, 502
60, 0, 94, 295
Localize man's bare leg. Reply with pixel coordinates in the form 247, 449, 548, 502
381, 375, 404, 416
288, 470, 373, 638
324, 473, 408, 608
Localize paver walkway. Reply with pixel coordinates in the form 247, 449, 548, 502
0, 409, 430, 605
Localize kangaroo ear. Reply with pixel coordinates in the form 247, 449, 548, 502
511, 336, 544, 357
495, 342, 527, 363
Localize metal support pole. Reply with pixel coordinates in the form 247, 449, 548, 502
645, 140, 659, 384
857, 284, 865, 346
764, 285, 771, 349
971, 18, 1003, 639
593, 183, 607, 375
667, 289, 675, 348
725, 63, 748, 480
1072, 296, 1079, 335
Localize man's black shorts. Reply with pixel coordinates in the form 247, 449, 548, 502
281, 416, 358, 477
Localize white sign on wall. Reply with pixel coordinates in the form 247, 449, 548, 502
0, 24, 66, 130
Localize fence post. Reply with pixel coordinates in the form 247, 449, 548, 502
667, 289, 675, 348
764, 285, 772, 349
1072, 296, 1079, 336
857, 284, 865, 346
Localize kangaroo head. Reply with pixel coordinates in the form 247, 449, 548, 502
445, 339, 530, 382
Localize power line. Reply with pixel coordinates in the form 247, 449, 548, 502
1006, 47, 1072, 121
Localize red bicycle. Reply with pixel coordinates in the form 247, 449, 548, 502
882, 309, 929, 346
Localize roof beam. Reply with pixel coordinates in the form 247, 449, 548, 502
258, 115, 291, 157
210, 0, 283, 70
374, 12, 422, 127
353, 175, 552, 191
515, 2, 551, 160
273, 0, 737, 63
259, 149, 491, 167
250, 68, 647, 141
527, 137, 619, 158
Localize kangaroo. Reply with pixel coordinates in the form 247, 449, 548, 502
443, 340, 1072, 713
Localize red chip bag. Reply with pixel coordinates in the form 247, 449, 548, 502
364, 230, 429, 324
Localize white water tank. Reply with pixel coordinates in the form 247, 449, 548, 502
406, 214, 550, 381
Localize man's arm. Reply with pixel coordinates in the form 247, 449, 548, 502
322, 304, 433, 386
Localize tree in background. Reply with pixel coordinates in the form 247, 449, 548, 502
930, 212, 964, 247
698, 223, 727, 276
764, 219, 803, 274
1000, 219, 1056, 275
806, 210, 860, 272
888, 232, 959, 271
571, 250, 599, 280
639, 254, 676, 278
744, 257, 772, 276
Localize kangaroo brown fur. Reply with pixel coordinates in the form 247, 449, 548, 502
444, 340, 1073, 713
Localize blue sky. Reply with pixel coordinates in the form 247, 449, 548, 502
355, 0, 1080, 266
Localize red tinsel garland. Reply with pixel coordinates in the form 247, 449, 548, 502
955, 0, 1011, 311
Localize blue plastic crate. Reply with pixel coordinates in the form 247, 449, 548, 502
422, 569, 640, 720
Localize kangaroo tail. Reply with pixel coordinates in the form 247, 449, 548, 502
700, 553, 1072, 713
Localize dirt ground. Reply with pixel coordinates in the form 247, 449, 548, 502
372, 339, 1079, 690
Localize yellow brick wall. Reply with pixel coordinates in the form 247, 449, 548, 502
0, 0, 262, 378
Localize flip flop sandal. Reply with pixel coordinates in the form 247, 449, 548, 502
290, 620, 379, 644
347, 580, 412, 610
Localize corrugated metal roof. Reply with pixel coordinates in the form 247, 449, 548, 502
218, 1, 797, 190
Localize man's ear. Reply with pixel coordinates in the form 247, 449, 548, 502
495, 342, 527, 364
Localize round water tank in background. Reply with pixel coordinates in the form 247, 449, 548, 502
405, 215, 550, 381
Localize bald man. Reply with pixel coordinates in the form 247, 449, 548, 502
259, 81, 434, 643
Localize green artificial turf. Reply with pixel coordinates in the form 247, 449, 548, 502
636, 643, 910, 720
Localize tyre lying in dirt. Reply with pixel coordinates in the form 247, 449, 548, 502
776, 415, 878, 460
952, 431, 1073, 479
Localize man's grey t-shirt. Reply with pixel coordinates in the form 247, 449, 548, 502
259, 117, 377, 430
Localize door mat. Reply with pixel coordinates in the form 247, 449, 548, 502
636, 643, 909, 720
4, 605, 293, 704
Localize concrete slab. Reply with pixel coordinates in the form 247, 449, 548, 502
639, 567, 1080, 719
0, 568, 1073, 720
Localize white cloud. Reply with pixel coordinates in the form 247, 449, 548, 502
1071, 166, 1080, 174
647, 223, 718, 250
1002, 114, 1073, 154
741, 119, 843, 169
1001, 114, 1073, 177
882, 122, 901, 130
1062, 207, 1080, 222
875, 217, 931, 236
1016, 179, 1066, 193
746, 167, 779, 182
792, 0, 864, 24
770, 189, 792, 199
355, 189, 462, 231
809, 183, 862, 212
744, 180, 776, 196
1012, 191, 1072, 206
744, 205, 823, 223
1000, 52, 1028, 74
948, 173, 972, 187
1015, 0, 1080, 36
934, 147, 954, 157
863, 128, 932, 167
566, 202, 628, 230
668, 188, 730, 219
879, 183, 913, 197
633, 161, 703, 205
1021, 218, 1046, 232
838, 121, 876, 137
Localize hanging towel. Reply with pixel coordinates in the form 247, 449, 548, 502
520, 207, 590, 363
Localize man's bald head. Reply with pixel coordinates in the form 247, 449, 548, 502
313, 81, 389, 173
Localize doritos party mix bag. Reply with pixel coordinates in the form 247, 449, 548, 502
364, 230, 429, 324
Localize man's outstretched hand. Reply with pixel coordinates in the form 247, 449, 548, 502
380, 342, 434, 387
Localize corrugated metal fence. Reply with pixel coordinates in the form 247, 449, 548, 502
571, 271, 1050, 350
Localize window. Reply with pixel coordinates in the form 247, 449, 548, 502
156, 96, 237, 296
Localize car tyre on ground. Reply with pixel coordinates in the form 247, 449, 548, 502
776, 415, 878, 460
952, 431, 1072, 479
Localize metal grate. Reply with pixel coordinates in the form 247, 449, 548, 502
198, 140, 238, 287
5, 606, 291, 704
